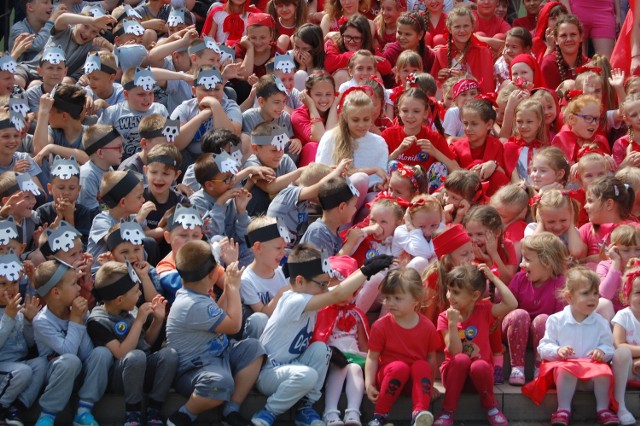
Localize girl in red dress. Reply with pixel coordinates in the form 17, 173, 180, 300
540, 14, 589, 91
531, 88, 562, 142
531, 2, 568, 62
321, 0, 373, 35
202, 0, 260, 45
387, 162, 428, 202
528, 147, 570, 195
450, 99, 509, 196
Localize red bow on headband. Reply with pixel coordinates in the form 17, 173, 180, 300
528, 194, 541, 206
407, 72, 417, 87
389, 162, 419, 190
562, 190, 582, 201
472, 181, 489, 204
366, 191, 412, 209
368, 75, 385, 88
577, 144, 606, 159
623, 268, 640, 303
476, 93, 498, 108
576, 66, 603, 75
338, 86, 374, 114
390, 85, 404, 103
566, 89, 584, 102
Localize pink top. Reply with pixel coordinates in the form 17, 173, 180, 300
596, 259, 625, 312
507, 271, 565, 318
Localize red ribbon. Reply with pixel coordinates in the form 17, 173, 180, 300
528, 194, 541, 206
366, 191, 412, 209
623, 269, 640, 303
566, 89, 584, 102
512, 77, 531, 92
577, 144, 606, 159
475, 93, 498, 108
338, 86, 374, 114
576, 66, 602, 75
223, 13, 245, 41
407, 72, 417, 87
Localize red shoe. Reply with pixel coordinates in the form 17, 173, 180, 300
597, 409, 620, 425
487, 408, 508, 426
551, 410, 571, 426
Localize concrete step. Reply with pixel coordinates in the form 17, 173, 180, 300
20, 383, 640, 425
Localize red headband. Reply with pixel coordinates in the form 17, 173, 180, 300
338, 86, 374, 114
623, 267, 640, 303
577, 144, 606, 160
366, 191, 412, 209
390, 162, 419, 190
433, 224, 471, 258
476, 93, 498, 108
576, 66, 602, 75
453, 79, 480, 100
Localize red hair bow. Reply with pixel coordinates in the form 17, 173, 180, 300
390, 85, 404, 103
566, 89, 584, 102
338, 16, 348, 27
407, 72, 417, 87
577, 144, 605, 159
576, 66, 602, 75
528, 194, 541, 206
368, 75, 385, 88
475, 93, 498, 108
338, 86, 374, 114
562, 190, 582, 201
623, 268, 640, 304
472, 181, 490, 204
389, 161, 419, 190
366, 191, 412, 209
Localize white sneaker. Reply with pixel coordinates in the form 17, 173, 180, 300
324, 410, 345, 426
618, 409, 636, 425
413, 410, 434, 426
343, 409, 361, 426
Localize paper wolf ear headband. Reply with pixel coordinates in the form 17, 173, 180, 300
194, 68, 222, 89
274, 52, 295, 73
9, 93, 29, 119
0, 111, 25, 133
100, 170, 141, 208
50, 156, 80, 180
167, 204, 203, 232
0, 173, 41, 199
246, 218, 292, 246
283, 249, 336, 279
106, 220, 145, 250
41, 45, 66, 65
214, 151, 240, 175
189, 36, 222, 55
123, 67, 156, 91
46, 221, 82, 253
318, 177, 359, 210
139, 119, 181, 143
0, 250, 23, 282
84, 52, 117, 75
0, 218, 22, 246
251, 126, 289, 151
92, 261, 140, 302
0, 56, 17, 74
114, 19, 145, 37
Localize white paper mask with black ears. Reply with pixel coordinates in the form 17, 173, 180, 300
273, 75, 288, 94
167, 8, 185, 27
42, 45, 66, 64
219, 44, 235, 63
172, 204, 203, 230
345, 176, 360, 197
126, 260, 141, 284
0, 250, 23, 281
203, 36, 221, 54
0, 56, 17, 74
0, 218, 19, 246
215, 151, 240, 175
195, 69, 222, 90
10, 93, 29, 118
123, 4, 143, 19
162, 119, 180, 143
321, 249, 336, 278
277, 218, 292, 244
9, 112, 25, 133
46, 221, 82, 253
84, 52, 102, 75
274, 52, 296, 74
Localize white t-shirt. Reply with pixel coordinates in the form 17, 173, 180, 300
259, 290, 315, 366
612, 307, 640, 346
240, 266, 288, 307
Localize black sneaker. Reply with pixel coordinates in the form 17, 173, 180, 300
221, 411, 252, 426
5, 405, 23, 426
166, 412, 193, 426
145, 408, 164, 426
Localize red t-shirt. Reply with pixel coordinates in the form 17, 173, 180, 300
382, 125, 454, 168
369, 313, 439, 367
437, 299, 495, 365
513, 14, 537, 33
504, 221, 527, 244
473, 11, 511, 37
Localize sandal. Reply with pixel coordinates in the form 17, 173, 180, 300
343, 409, 362, 426
551, 409, 571, 426
324, 410, 345, 426
597, 409, 620, 425
508, 366, 525, 386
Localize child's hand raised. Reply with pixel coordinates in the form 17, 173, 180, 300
22, 260, 35, 283
69, 296, 89, 323
150, 295, 167, 321
608, 68, 625, 89
136, 201, 157, 223
97, 252, 113, 265
133, 261, 150, 276
22, 294, 41, 321
92, 15, 117, 31
289, 138, 302, 155
557, 345, 575, 359
330, 159, 352, 178
224, 261, 245, 291
136, 302, 154, 322
587, 348, 605, 362
234, 189, 252, 214
446, 307, 461, 324
219, 237, 239, 266
5, 293, 22, 319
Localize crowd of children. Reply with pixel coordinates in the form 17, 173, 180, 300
1, 0, 640, 425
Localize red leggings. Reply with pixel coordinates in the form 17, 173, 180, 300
375, 360, 433, 415
440, 354, 496, 412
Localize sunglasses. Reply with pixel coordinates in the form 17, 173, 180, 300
209, 175, 234, 185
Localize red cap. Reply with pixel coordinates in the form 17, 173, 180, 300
329, 255, 358, 280
247, 13, 275, 29
433, 224, 471, 258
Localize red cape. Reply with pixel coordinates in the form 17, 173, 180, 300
611, 0, 638, 76
551, 130, 610, 163
312, 304, 370, 344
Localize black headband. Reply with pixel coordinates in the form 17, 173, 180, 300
0, 119, 14, 130
85, 129, 120, 156
98, 64, 117, 75
283, 258, 325, 280
123, 79, 153, 91
147, 155, 179, 169
139, 128, 164, 139
319, 185, 356, 210
106, 229, 142, 251
53, 97, 84, 117
101, 171, 140, 208
246, 223, 280, 247
93, 273, 137, 301
177, 255, 217, 283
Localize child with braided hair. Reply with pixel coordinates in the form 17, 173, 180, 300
540, 14, 589, 91
381, 12, 435, 71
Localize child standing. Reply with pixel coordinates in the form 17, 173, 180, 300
365, 268, 440, 426
611, 266, 640, 425
503, 233, 567, 385
88, 262, 177, 426
435, 264, 516, 426
251, 245, 393, 426
524, 267, 620, 426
